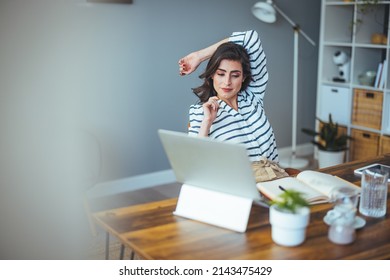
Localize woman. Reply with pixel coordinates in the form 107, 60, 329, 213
179, 30, 279, 163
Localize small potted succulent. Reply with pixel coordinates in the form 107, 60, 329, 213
269, 189, 310, 247
302, 114, 352, 168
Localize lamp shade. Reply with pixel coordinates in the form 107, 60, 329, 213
252, 1, 276, 23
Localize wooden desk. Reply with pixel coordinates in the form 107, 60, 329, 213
93, 155, 390, 260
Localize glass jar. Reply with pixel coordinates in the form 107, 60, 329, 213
328, 210, 356, 245
327, 186, 360, 244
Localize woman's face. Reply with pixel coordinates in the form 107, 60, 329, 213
212, 59, 244, 102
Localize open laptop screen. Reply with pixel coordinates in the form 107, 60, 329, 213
158, 129, 261, 200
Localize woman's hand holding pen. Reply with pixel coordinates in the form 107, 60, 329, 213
197, 96, 219, 137
202, 96, 219, 124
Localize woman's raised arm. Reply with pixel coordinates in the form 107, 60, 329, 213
178, 38, 228, 76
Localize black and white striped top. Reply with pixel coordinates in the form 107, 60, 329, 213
188, 30, 279, 162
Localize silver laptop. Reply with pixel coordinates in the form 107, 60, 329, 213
158, 129, 261, 201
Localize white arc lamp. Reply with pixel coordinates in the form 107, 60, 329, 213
252, 0, 316, 169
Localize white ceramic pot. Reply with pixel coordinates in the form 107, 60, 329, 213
318, 150, 345, 168
269, 205, 310, 247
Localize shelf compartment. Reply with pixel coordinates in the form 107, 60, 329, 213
353, 47, 385, 85
352, 88, 383, 130
354, 4, 388, 45
324, 5, 354, 43
318, 85, 351, 125
322, 46, 352, 82
350, 128, 380, 161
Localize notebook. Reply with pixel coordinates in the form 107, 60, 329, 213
158, 129, 261, 201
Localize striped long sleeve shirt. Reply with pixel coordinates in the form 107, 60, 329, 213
188, 30, 279, 162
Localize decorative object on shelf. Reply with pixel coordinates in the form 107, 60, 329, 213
302, 114, 352, 168
269, 189, 310, 247
374, 59, 387, 88
252, 0, 316, 169
371, 33, 387, 45
358, 70, 377, 86
332, 51, 350, 83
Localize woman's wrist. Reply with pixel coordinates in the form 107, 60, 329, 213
202, 117, 213, 127
198, 119, 212, 137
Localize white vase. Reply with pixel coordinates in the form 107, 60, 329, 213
269, 205, 310, 247
318, 150, 345, 168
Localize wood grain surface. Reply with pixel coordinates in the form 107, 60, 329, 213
93, 154, 390, 260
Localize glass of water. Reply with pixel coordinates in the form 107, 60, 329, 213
359, 169, 389, 218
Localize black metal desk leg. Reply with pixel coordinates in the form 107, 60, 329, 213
105, 232, 110, 260
119, 244, 125, 260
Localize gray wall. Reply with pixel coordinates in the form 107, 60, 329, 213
1, 0, 320, 181
0, 0, 320, 259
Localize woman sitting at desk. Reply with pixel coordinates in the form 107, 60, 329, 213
179, 30, 280, 164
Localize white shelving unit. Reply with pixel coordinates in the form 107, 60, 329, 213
316, 0, 390, 161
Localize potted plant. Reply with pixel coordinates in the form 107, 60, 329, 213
269, 189, 310, 247
302, 114, 352, 168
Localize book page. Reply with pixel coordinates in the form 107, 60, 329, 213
256, 176, 328, 204
296, 170, 359, 198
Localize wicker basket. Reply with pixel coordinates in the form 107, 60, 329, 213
379, 135, 390, 155
350, 129, 380, 161
352, 89, 383, 130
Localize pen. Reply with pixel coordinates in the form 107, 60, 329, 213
279, 185, 286, 192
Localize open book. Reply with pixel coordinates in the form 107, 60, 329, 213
256, 170, 360, 204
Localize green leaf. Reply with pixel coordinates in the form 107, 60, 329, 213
271, 189, 309, 214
